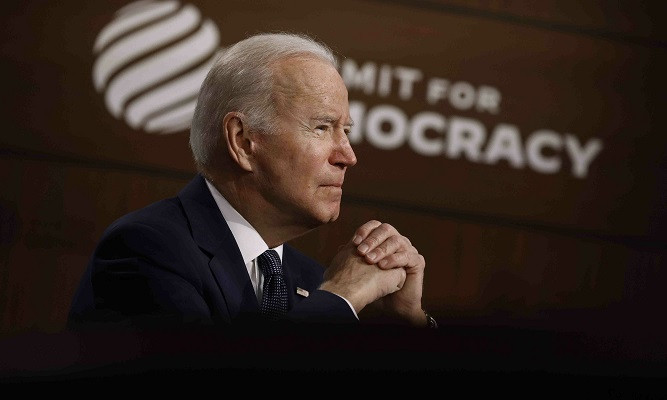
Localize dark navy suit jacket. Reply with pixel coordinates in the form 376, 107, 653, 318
68, 174, 357, 329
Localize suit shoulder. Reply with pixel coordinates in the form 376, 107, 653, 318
106, 196, 186, 234
92, 195, 201, 265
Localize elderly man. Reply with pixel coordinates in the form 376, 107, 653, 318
69, 32, 434, 329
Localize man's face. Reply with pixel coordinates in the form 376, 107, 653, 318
250, 56, 357, 230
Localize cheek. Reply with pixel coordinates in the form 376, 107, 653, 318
255, 142, 297, 181
259, 137, 330, 190
298, 143, 330, 171
270, 156, 312, 194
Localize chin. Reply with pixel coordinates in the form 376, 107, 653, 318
310, 204, 341, 225
324, 207, 341, 224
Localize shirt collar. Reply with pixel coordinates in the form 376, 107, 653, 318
205, 179, 283, 264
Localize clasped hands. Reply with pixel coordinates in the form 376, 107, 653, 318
319, 220, 427, 327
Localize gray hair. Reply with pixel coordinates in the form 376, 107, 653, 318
189, 32, 338, 171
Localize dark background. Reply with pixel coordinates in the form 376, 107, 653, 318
1, 0, 665, 391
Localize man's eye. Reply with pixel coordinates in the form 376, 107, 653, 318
315, 125, 329, 132
344, 128, 351, 135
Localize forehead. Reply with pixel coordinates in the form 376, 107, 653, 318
272, 56, 350, 120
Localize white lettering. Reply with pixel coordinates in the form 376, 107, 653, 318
447, 117, 486, 161
564, 134, 603, 178
346, 100, 603, 178
348, 101, 366, 145
341, 60, 376, 95
394, 66, 423, 101
483, 124, 524, 168
377, 64, 392, 97
526, 130, 562, 174
426, 78, 449, 105
365, 105, 407, 150
449, 81, 476, 110
408, 112, 446, 156
476, 86, 501, 114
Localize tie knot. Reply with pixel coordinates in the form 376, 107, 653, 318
258, 249, 283, 276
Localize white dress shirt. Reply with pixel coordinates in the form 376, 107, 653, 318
205, 179, 358, 318
206, 179, 279, 303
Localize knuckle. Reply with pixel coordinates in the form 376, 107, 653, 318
380, 222, 396, 234
367, 235, 381, 247
368, 220, 382, 230
387, 235, 401, 249
386, 252, 403, 266
358, 220, 381, 235
381, 253, 397, 267
397, 236, 410, 249
357, 225, 370, 235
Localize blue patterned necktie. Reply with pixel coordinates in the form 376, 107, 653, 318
258, 249, 288, 320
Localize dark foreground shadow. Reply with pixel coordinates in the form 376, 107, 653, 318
1, 320, 665, 397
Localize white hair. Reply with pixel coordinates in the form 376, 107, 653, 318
189, 32, 338, 171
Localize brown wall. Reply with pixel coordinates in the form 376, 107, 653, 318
1, 0, 665, 339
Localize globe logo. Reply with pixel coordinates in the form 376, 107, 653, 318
92, 0, 220, 134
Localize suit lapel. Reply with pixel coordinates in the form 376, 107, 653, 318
208, 242, 260, 317
282, 246, 307, 309
178, 175, 259, 320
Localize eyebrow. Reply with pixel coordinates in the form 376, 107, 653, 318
311, 116, 354, 126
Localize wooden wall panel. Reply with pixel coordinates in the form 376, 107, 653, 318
0, 157, 190, 333
399, 0, 666, 42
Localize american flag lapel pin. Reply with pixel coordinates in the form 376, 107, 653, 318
296, 287, 309, 297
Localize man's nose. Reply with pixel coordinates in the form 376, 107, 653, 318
331, 131, 357, 168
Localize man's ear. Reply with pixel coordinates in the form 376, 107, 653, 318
222, 112, 253, 172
